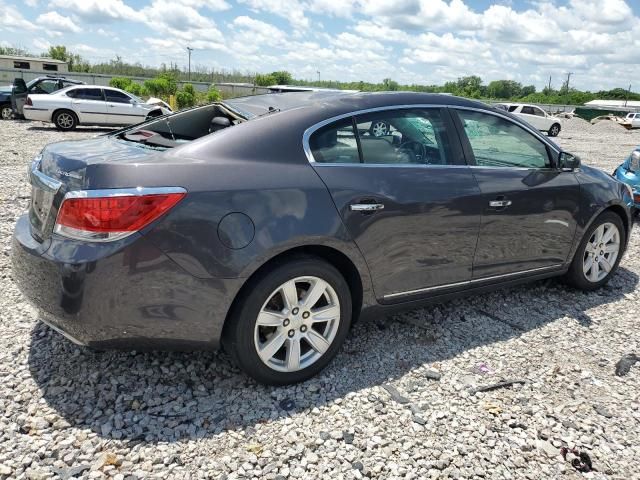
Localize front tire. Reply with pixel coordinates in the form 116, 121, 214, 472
223, 257, 352, 385
53, 110, 77, 131
548, 123, 561, 137
369, 120, 390, 137
565, 211, 625, 290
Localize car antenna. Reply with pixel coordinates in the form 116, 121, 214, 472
258, 106, 280, 117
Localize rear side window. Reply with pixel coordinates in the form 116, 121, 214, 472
456, 110, 551, 169
71, 88, 104, 101
105, 89, 131, 103
354, 109, 452, 165
309, 108, 453, 165
309, 118, 360, 164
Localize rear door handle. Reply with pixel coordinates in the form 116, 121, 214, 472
489, 199, 512, 208
350, 203, 384, 212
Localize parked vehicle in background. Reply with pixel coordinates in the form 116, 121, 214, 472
12, 92, 632, 385
622, 113, 640, 129
496, 103, 562, 137
23, 85, 170, 130
11, 76, 85, 117
614, 147, 640, 210
0, 76, 84, 120
590, 114, 625, 125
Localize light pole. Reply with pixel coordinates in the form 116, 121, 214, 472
187, 47, 194, 81
317, 70, 320, 83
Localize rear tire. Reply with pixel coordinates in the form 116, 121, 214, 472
223, 256, 352, 385
1, 103, 12, 120
548, 123, 561, 137
53, 110, 77, 131
564, 211, 625, 290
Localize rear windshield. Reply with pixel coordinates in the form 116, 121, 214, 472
117, 103, 243, 149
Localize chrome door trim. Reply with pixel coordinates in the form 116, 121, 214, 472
302, 104, 448, 164
302, 103, 561, 165
383, 264, 564, 301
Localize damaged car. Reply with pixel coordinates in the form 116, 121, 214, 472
1, 76, 85, 119
12, 92, 633, 385
614, 147, 640, 210
23, 85, 170, 130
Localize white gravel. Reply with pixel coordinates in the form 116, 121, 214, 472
1, 119, 639, 479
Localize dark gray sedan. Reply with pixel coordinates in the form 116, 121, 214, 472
12, 92, 633, 385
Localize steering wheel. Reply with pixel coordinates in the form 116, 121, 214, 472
397, 141, 427, 164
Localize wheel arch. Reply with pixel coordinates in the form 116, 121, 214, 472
222, 244, 365, 340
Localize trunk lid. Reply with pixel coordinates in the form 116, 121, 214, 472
28, 136, 160, 241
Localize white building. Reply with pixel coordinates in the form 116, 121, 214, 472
0, 55, 68, 74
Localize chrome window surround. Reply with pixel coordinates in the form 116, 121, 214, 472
302, 104, 561, 167
383, 264, 564, 301
54, 186, 187, 243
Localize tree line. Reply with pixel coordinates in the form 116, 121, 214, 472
1, 45, 638, 105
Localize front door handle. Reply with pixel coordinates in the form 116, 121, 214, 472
489, 199, 512, 208
350, 203, 384, 212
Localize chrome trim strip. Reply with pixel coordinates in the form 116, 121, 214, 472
301, 102, 560, 165
29, 156, 62, 193
383, 264, 564, 301
302, 104, 448, 164
62, 186, 187, 200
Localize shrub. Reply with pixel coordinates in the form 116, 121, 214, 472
144, 73, 178, 99
176, 84, 196, 109
125, 82, 147, 97
109, 77, 132, 90
206, 86, 221, 103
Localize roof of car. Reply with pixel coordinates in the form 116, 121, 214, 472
223, 91, 489, 119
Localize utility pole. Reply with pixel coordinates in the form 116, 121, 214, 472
317, 70, 320, 83
564, 72, 573, 93
548, 75, 552, 92
187, 47, 194, 81
625, 84, 632, 107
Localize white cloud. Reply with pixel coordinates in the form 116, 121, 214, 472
0, 1, 38, 31
49, 0, 136, 22
36, 11, 82, 34
238, 0, 309, 29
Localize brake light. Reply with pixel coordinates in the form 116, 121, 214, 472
26, 97, 33, 106
54, 188, 185, 241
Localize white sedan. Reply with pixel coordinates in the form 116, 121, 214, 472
496, 103, 562, 137
23, 85, 171, 130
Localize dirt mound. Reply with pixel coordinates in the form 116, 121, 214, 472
591, 119, 630, 134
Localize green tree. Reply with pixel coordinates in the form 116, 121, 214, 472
109, 77, 133, 90
269, 71, 292, 85
487, 80, 522, 99
382, 78, 399, 91
254, 73, 276, 86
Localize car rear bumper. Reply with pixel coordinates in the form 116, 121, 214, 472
11, 214, 243, 350
23, 107, 51, 122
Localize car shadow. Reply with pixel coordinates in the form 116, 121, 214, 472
28, 267, 638, 443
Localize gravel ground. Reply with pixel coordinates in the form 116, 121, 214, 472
1, 118, 639, 480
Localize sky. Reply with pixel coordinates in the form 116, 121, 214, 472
0, 0, 638, 91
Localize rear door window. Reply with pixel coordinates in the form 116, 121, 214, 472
354, 109, 453, 165
72, 88, 104, 101
308, 118, 360, 164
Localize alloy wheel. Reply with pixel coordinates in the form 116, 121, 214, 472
1, 106, 12, 120
582, 222, 620, 282
57, 113, 74, 129
254, 276, 341, 372
371, 121, 389, 137
550, 125, 560, 136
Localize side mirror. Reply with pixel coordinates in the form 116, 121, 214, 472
629, 150, 640, 172
558, 152, 580, 171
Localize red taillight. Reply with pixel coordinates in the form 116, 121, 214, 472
55, 190, 185, 241
634, 194, 640, 204
26, 97, 33, 106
